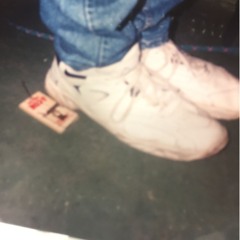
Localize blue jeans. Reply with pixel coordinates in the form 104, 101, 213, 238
40, 0, 182, 71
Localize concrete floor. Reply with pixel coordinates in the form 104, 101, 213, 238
0, 0, 239, 240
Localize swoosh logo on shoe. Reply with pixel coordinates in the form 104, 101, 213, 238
64, 70, 87, 79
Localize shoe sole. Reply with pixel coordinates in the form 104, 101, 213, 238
126, 131, 228, 161
194, 101, 239, 120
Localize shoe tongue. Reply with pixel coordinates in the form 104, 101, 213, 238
145, 49, 165, 71
144, 41, 177, 71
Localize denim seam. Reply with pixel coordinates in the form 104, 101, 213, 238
145, 17, 153, 29
142, 4, 153, 30
98, 37, 105, 66
84, 0, 94, 31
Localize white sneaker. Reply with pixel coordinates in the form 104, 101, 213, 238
142, 41, 239, 120
45, 44, 228, 161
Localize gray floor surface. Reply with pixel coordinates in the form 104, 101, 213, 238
0, 0, 239, 239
